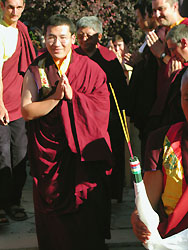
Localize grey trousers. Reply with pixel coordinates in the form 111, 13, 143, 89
0, 118, 27, 208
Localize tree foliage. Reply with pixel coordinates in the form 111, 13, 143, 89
22, 0, 143, 51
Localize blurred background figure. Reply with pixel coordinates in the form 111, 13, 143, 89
112, 34, 133, 82
126, 0, 160, 165
107, 39, 115, 51
126, 0, 159, 67
135, 0, 158, 33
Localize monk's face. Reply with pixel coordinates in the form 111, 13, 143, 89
167, 38, 188, 64
45, 25, 75, 61
152, 0, 177, 27
77, 27, 100, 55
1, 0, 25, 27
135, 9, 146, 31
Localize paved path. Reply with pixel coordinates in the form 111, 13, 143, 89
0, 170, 145, 250
107, 188, 145, 250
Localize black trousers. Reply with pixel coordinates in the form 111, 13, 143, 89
108, 117, 125, 202
0, 118, 27, 208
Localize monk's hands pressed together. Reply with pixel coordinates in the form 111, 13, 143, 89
62, 74, 73, 101
54, 74, 73, 101
131, 210, 151, 244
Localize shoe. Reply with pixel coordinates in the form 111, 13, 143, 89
5, 205, 28, 221
0, 209, 9, 225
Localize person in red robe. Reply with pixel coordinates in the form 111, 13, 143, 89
131, 67, 188, 242
160, 23, 188, 127
0, 0, 36, 224
75, 16, 128, 202
21, 14, 113, 250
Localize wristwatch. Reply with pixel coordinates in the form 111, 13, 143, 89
160, 52, 166, 60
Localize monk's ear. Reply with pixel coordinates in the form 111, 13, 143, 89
98, 33, 102, 41
181, 38, 188, 49
173, 1, 179, 12
71, 34, 76, 45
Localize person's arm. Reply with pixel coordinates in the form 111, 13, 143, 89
146, 30, 170, 64
21, 70, 72, 121
0, 57, 9, 125
131, 170, 163, 243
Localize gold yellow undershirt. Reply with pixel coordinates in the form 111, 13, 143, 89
53, 48, 72, 76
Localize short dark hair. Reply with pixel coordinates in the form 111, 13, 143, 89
44, 14, 75, 35
145, 0, 153, 18
112, 34, 124, 43
134, 0, 153, 18
1, 0, 25, 5
134, 0, 146, 18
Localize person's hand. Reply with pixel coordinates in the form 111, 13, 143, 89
124, 52, 132, 65
54, 75, 65, 100
146, 30, 165, 59
125, 52, 143, 66
114, 50, 123, 64
168, 58, 183, 77
62, 74, 73, 101
54, 74, 72, 101
131, 210, 151, 243
0, 103, 9, 125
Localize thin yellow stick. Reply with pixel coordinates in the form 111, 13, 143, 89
109, 82, 129, 144
123, 110, 130, 142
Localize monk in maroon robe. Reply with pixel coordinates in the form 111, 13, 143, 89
21, 15, 113, 250
131, 65, 188, 243
138, 0, 188, 162
75, 16, 128, 202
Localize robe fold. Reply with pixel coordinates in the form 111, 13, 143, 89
75, 44, 127, 201
159, 66, 187, 127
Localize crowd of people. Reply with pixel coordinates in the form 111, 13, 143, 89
0, 0, 188, 249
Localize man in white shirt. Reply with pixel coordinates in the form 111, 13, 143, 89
0, 0, 35, 224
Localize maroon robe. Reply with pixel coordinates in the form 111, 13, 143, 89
148, 18, 188, 120
144, 122, 188, 238
159, 65, 188, 127
27, 50, 113, 250
2, 20, 36, 121
75, 44, 128, 202
142, 19, 188, 166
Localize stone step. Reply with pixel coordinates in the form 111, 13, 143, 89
106, 228, 144, 248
